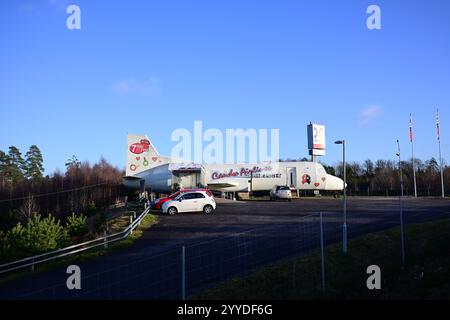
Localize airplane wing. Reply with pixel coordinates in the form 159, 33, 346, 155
207, 181, 240, 188
123, 176, 142, 180
207, 178, 249, 191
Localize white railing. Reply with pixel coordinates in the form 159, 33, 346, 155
0, 207, 150, 275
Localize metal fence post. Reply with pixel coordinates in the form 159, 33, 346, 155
104, 230, 108, 249
397, 140, 406, 266
320, 212, 325, 291
400, 204, 406, 266
181, 245, 186, 300
130, 215, 133, 235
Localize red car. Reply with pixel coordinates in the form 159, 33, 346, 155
152, 188, 213, 210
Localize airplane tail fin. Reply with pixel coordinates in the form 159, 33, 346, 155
126, 134, 164, 176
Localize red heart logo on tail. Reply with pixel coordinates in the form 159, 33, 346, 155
136, 157, 140, 161
314, 182, 320, 187
152, 157, 158, 162
322, 177, 326, 182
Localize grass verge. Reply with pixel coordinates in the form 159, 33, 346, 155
195, 218, 450, 299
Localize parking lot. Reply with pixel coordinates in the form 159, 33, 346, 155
135, 197, 450, 250
1, 197, 449, 299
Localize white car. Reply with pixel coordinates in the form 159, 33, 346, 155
270, 185, 292, 201
162, 191, 216, 215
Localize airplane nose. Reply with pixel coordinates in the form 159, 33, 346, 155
326, 175, 345, 191
340, 177, 347, 189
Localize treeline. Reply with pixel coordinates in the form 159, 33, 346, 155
281, 157, 448, 197
0, 146, 124, 231
333, 158, 448, 197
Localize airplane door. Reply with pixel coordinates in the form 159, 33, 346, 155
286, 167, 297, 188
139, 179, 146, 193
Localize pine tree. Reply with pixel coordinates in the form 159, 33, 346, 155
25, 145, 44, 181
65, 155, 81, 170
5, 146, 25, 182
0, 150, 8, 171
0, 150, 9, 186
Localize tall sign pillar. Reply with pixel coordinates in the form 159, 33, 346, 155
307, 123, 326, 162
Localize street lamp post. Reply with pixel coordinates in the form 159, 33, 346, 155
396, 140, 406, 266
410, 113, 418, 198
437, 109, 445, 198
335, 140, 347, 254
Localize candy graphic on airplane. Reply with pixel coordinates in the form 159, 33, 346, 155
130, 164, 139, 171
302, 174, 311, 185
129, 139, 151, 154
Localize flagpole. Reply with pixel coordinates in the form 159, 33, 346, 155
410, 114, 418, 197
437, 109, 445, 198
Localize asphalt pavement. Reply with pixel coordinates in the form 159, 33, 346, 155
0, 197, 449, 299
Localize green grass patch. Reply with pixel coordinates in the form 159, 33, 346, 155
107, 213, 158, 251
196, 219, 450, 300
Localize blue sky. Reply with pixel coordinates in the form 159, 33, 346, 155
1, 0, 449, 174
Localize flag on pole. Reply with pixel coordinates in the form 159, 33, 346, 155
409, 113, 413, 143
437, 109, 441, 141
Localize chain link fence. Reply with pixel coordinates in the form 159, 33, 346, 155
3, 208, 447, 299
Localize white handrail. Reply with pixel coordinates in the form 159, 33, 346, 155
0, 207, 150, 275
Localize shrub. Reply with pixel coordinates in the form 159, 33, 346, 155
26, 214, 71, 254
66, 213, 88, 237
0, 214, 70, 262
86, 201, 97, 215
0, 226, 27, 262
0, 223, 28, 261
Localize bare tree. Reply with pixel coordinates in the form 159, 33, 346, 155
18, 194, 39, 221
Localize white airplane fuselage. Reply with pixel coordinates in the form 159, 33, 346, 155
123, 134, 344, 193
128, 162, 343, 193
